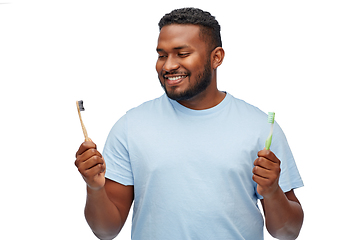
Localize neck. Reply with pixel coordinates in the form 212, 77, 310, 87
177, 86, 226, 110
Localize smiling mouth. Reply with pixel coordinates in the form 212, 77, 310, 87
166, 75, 186, 80
164, 75, 188, 86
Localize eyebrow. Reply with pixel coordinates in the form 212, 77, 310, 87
156, 44, 191, 52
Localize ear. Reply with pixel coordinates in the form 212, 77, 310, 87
211, 47, 225, 70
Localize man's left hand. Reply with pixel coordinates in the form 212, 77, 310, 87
252, 149, 281, 199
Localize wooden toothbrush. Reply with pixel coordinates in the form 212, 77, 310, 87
76, 100, 90, 141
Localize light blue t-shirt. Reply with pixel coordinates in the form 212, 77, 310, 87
103, 93, 303, 240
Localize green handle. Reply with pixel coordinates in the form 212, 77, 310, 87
265, 135, 272, 150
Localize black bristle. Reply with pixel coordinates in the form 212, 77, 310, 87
78, 100, 85, 111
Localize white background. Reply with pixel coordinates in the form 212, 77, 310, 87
1, 0, 355, 239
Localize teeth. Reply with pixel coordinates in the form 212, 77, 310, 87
167, 76, 185, 81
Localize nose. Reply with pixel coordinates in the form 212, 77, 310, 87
162, 55, 179, 73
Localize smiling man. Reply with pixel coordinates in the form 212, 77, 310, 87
156, 23, 225, 109
75, 8, 304, 240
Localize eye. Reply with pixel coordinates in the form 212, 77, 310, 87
158, 55, 167, 59
178, 53, 190, 58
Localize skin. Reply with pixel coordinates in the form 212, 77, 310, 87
253, 149, 304, 239
75, 24, 303, 240
156, 24, 225, 110
75, 141, 134, 239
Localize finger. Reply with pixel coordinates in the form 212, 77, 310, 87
75, 141, 97, 158
75, 148, 102, 168
80, 148, 103, 161
82, 163, 105, 179
252, 173, 269, 185
77, 155, 104, 174
254, 157, 275, 170
252, 166, 270, 179
257, 149, 280, 164
100, 160, 106, 173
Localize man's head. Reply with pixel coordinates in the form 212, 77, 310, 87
156, 8, 224, 103
158, 8, 222, 51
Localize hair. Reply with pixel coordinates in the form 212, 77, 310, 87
158, 8, 222, 50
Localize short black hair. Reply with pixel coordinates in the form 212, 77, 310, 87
158, 8, 222, 50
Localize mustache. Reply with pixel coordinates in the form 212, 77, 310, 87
162, 70, 190, 77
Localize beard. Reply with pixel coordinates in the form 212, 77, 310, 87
159, 58, 212, 101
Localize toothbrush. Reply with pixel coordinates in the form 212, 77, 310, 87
76, 100, 90, 141
265, 112, 275, 150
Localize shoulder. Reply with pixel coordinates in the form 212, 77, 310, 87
227, 93, 268, 122
126, 94, 171, 117
110, 94, 173, 134
103, 96, 169, 150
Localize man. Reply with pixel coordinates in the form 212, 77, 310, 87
75, 8, 304, 240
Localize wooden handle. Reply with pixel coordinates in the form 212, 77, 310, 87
76, 101, 89, 141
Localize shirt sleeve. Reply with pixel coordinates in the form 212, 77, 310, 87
103, 114, 134, 186
256, 121, 304, 199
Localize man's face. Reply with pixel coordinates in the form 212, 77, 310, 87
156, 24, 213, 101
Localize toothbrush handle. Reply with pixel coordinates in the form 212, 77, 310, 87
265, 124, 274, 150
76, 102, 90, 141
265, 135, 272, 150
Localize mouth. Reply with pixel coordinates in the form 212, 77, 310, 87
163, 74, 188, 86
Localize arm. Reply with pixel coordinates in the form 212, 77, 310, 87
260, 190, 303, 240
75, 141, 134, 240
253, 149, 304, 240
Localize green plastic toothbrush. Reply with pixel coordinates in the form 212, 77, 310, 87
265, 112, 275, 150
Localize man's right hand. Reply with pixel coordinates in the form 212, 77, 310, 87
75, 141, 106, 190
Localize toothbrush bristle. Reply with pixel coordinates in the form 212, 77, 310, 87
78, 100, 85, 111
267, 112, 275, 124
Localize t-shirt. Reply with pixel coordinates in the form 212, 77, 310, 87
103, 92, 303, 240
